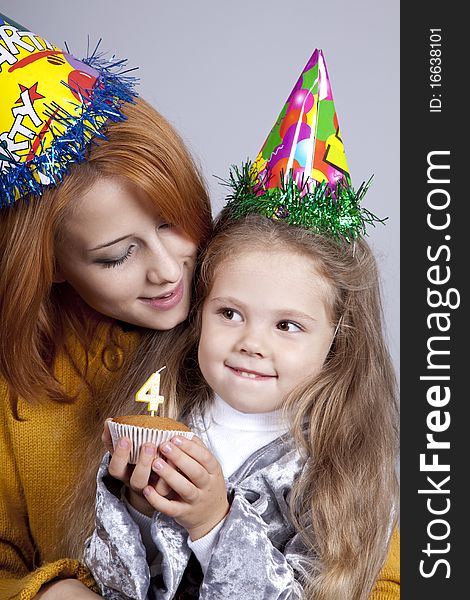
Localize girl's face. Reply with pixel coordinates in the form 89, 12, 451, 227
55, 177, 197, 330
198, 248, 335, 413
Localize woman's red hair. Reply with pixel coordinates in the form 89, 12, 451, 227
0, 97, 212, 403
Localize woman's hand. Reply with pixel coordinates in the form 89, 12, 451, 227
143, 436, 229, 541
35, 579, 100, 599
102, 420, 170, 516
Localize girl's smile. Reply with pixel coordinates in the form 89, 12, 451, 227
225, 364, 277, 380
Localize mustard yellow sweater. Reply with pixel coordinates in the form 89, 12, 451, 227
0, 321, 140, 599
0, 320, 400, 599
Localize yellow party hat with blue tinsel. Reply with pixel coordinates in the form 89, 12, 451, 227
0, 13, 137, 206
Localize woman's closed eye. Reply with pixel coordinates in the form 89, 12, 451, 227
95, 245, 136, 269
157, 221, 174, 231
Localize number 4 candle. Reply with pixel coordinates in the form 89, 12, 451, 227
135, 366, 166, 416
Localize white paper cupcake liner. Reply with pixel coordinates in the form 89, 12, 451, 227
108, 420, 194, 464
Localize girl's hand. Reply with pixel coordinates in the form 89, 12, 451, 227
102, 420, 171, 516
36, 579, 100, 599
144, 436, 229, 541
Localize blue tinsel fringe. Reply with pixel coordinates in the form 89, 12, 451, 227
0, 45, 138, 207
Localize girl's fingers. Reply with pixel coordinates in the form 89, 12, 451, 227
129, 444, 158, 491
158, 441, 210, 489
164, 436, 220, 476
126, 488, 155, 517
154, 476, 172, 496
107, 437, 133, 481
142, 485, 183, 516
152, 458, 198, 503
190, 435, 207, 448
184, 437, 219, 473
101, 419, 114, 454
107, 438, 171, 497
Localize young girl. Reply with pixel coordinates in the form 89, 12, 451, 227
84, 48, 399, 600
0, 13, 211, 599
86, 211, 399, 600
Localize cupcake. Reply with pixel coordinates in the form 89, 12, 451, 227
108, 414, 193, 464
108, 366, 193, 463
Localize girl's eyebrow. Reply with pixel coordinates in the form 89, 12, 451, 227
208, 296, 242, 307
272, 309, 318, 324
88, 235, 131, 251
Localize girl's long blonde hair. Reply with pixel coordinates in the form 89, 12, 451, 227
177, 212, 399, 600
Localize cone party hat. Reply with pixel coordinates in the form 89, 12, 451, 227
224, 49, 382, 241
0, 13, 137, 206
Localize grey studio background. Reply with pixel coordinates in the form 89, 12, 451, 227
1, 0, 400, 377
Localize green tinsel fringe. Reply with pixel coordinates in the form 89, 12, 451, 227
221, 162, 386, 242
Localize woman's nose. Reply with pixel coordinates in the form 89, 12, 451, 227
146, 241, 181, 285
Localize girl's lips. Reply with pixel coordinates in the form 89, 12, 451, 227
226, 365, 277, 380
139, 280, 184, 311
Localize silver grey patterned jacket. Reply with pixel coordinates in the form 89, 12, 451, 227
84, 411, 312, 599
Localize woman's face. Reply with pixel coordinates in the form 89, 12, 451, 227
55, 177, 197, 330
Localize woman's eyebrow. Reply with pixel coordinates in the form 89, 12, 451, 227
88, 235, 131, 251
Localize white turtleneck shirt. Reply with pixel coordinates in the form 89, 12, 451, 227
202, 394, 289, 478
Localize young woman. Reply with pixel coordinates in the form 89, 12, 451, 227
0, 14, 211, 599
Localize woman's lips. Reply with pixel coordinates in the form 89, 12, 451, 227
139, 280, 184, 311
226, 365, 277, 380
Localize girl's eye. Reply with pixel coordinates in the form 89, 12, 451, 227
99, 246, 135, 269
219, 308, 242, 322
277, 321, 302, 333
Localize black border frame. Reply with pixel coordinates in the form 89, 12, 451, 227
400, 4, 464, 597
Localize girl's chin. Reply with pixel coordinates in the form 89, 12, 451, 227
221, 397, 279, 414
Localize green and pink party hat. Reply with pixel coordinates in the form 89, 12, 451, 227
224, 49, 383, 241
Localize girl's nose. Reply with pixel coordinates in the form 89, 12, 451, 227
236, 329, 267, 358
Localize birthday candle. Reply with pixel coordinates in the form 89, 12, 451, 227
135, 366, 166, 416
